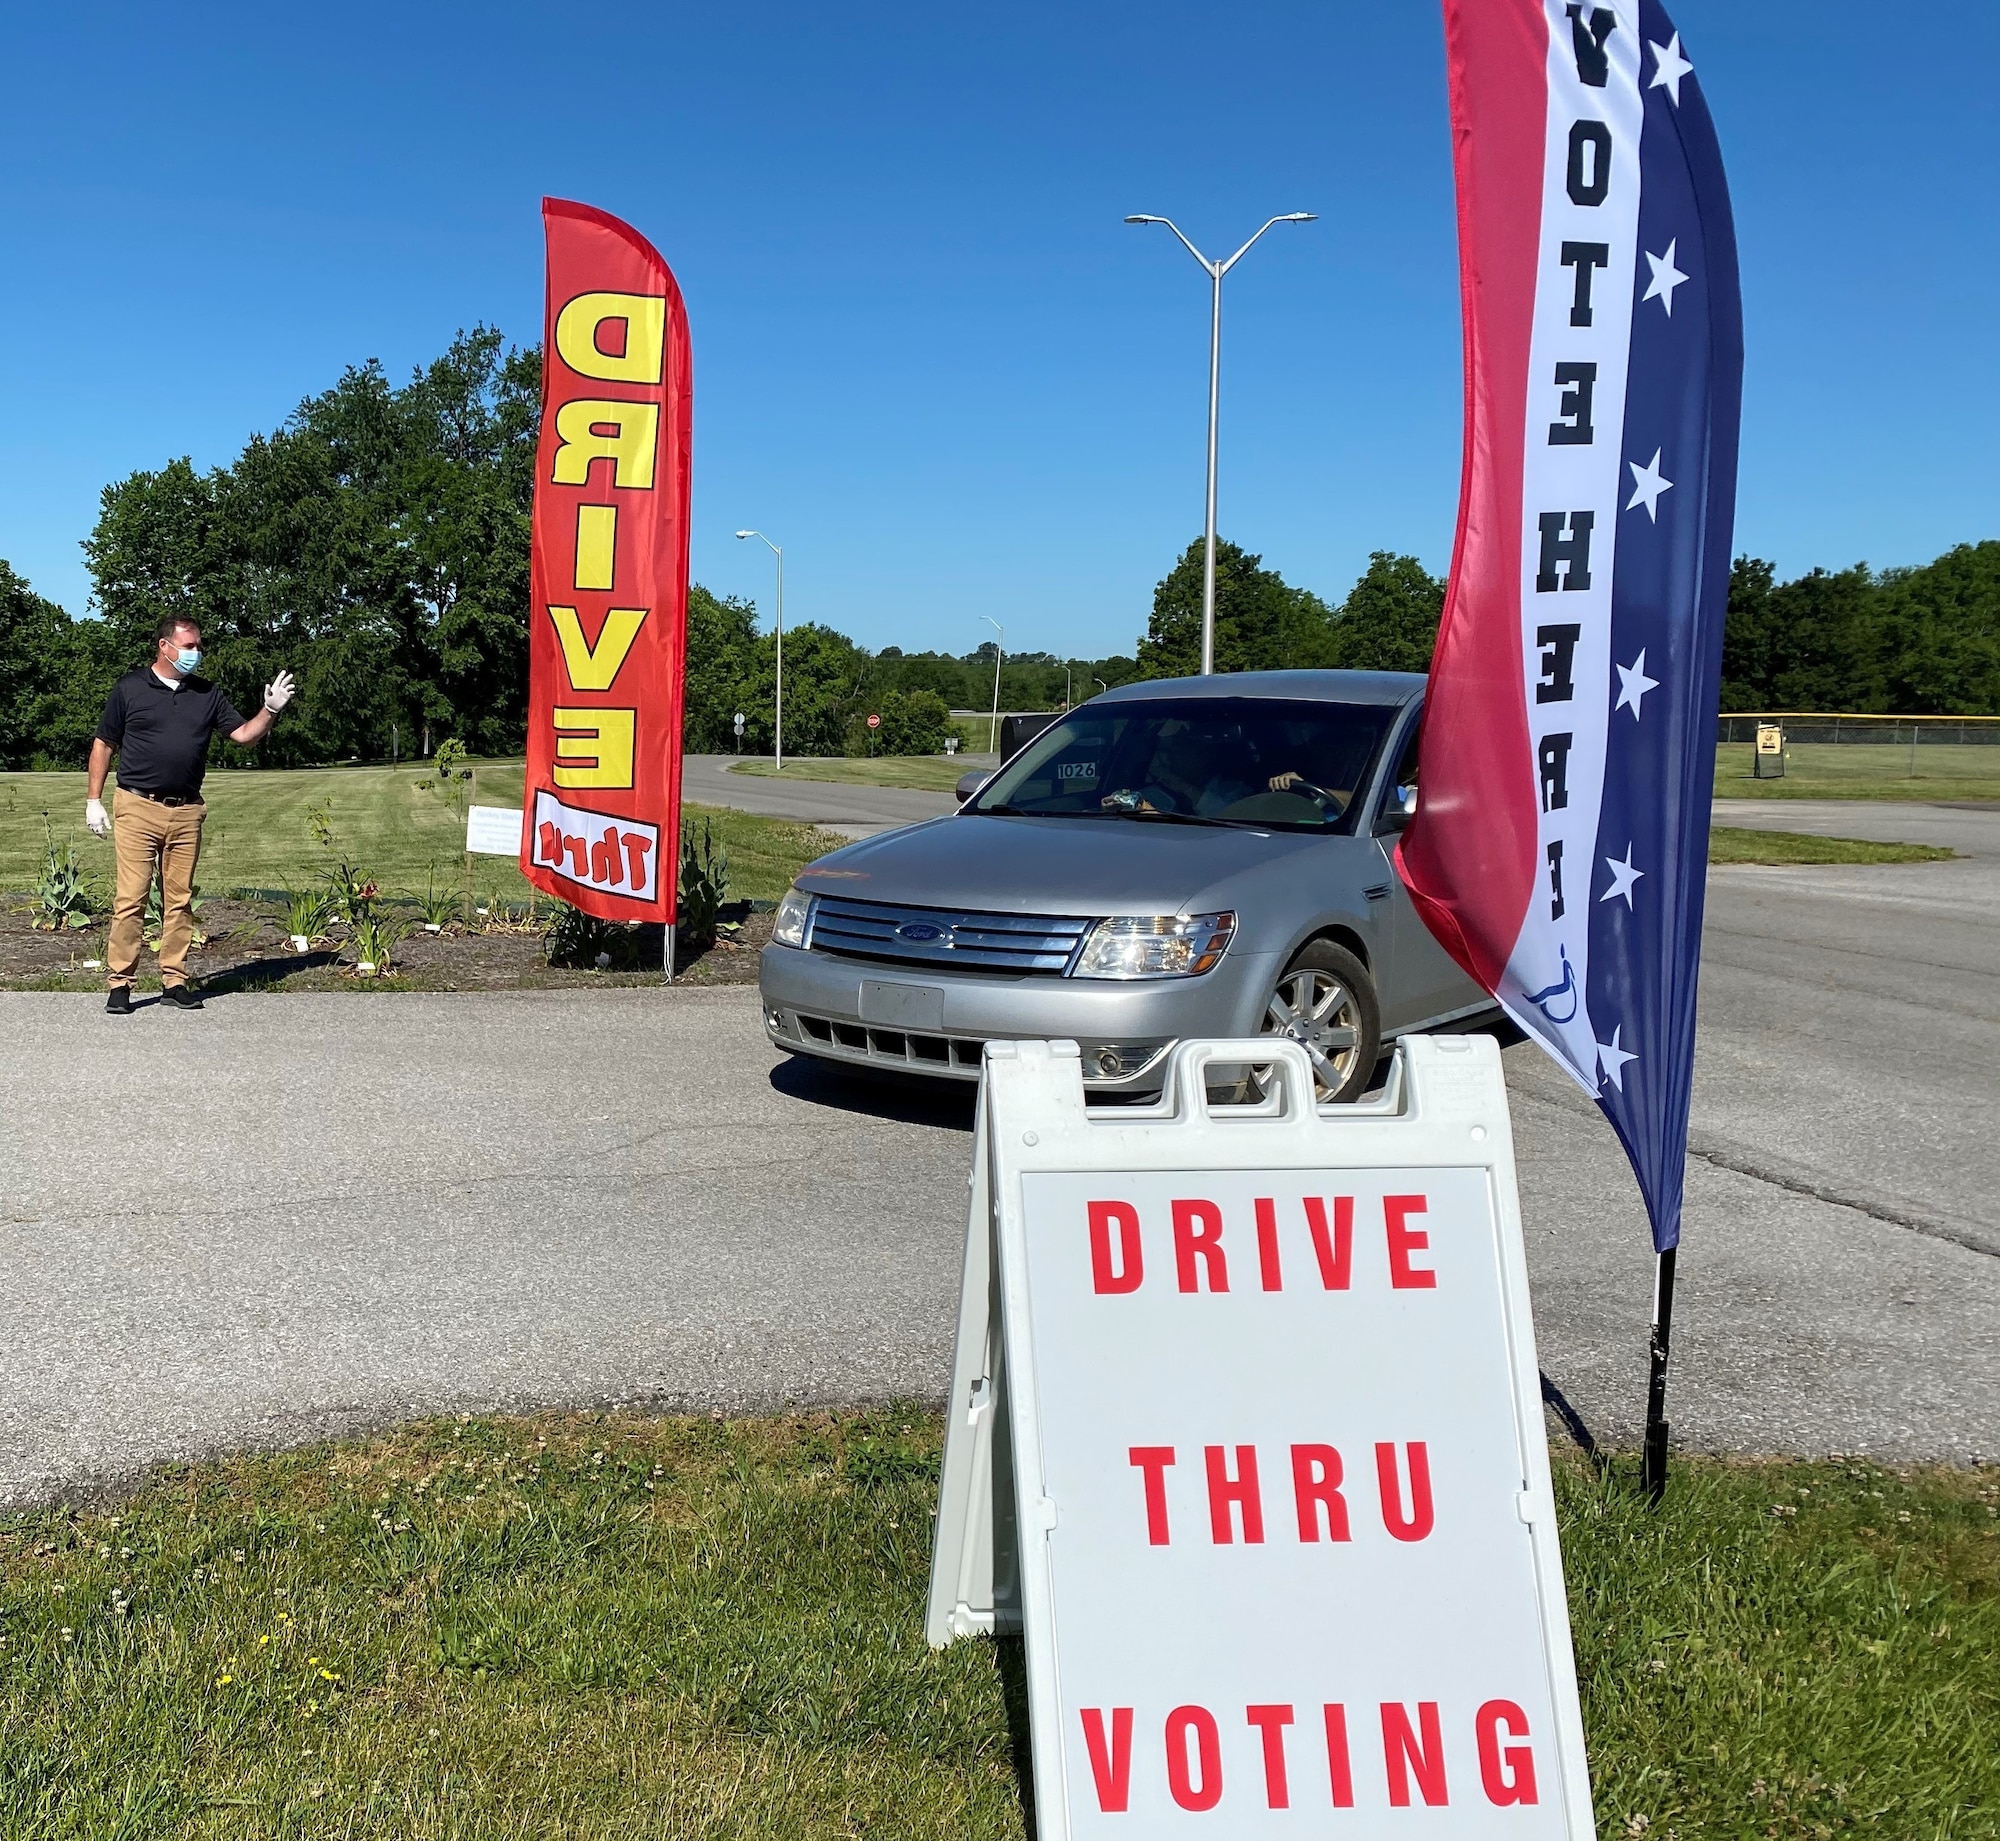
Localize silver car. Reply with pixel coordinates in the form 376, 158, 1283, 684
758, 669, 1496, 1102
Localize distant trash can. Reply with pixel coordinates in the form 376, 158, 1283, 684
1754, 722, 1785, 779
1000, 712, 1064, 765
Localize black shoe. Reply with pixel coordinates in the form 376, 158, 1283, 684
162, 984, 205, 1010
106, 987, 133, 1015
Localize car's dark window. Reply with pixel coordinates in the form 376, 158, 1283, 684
969, 697, 1399, 832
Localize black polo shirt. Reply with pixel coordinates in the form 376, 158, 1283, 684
96, 667, 248, 800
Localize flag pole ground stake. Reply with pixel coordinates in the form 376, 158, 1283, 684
1640, 1246, 1677, 1504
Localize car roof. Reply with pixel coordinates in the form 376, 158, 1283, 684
1093, 668, 1427, 709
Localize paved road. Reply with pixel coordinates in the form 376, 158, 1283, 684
682, 754, 965, 837
1711, 795, 2000, 856
5, 812, 1997, 1506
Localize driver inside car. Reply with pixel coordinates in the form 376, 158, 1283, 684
1102, 723, 1331, 818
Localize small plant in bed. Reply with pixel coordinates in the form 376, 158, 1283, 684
677, 814, 730, 955
30, 815, 97, 931
349, 910, 413, 977
545, 903, 637, 969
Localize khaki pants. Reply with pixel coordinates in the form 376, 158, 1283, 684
108, 791, 206, 988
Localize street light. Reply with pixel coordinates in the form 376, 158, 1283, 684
983, 616, 1004, 754
1126, 211, 1317, 676
735, 530, 783, 770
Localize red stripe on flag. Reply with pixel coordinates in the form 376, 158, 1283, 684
1395, 0, 1548, 990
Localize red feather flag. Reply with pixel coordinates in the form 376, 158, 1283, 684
521, 198, 692, 923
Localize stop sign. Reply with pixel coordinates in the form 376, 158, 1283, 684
867, 713, 881, 729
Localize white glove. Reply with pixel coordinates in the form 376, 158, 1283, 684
85, 798, 110, 838
263, 669, 296, 714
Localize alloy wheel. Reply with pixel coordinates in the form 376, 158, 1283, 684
1261, 967, 1364, 1101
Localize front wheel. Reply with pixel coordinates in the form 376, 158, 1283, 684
1260, 940, 1382, 1104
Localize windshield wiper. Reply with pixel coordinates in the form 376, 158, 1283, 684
1104, 808, 1256, 830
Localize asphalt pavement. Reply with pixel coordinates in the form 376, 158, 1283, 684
681, 754, 965, 836
3, 797, 1994, 1504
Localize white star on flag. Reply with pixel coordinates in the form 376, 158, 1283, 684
1615, 651, 1659, 718
1597, 1026, 1639, 1092
1626, 448, 1673, 521
1649, 32, 1694, 106
1643, 240, 1688, 316
1601, 844, 1644, 907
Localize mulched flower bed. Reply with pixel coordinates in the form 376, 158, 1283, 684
0, 894, 772, 993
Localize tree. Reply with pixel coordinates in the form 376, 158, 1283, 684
1328, 553, 1443, 672
852, 688, 951, 755
0, 561, 123, 770
83, 328, 538, 765
1138, 538, 1337, 677
1875, 542, 2000, 715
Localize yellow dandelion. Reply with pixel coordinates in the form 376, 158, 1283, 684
216, 1674, 233, 1687
258, 1634, 272, 1646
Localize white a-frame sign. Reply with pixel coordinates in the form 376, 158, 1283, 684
927, 1035, 1595, 1837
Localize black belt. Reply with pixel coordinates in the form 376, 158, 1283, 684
122, 789, 201, 807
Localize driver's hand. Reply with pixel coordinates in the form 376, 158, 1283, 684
1268, 771, 1303, 791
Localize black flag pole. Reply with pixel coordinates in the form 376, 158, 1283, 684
1640, 1246, 1678, 1503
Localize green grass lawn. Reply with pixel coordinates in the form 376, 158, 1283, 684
1714, 742, 2000, 801
728, 756, 975, 792
1708, 827, 1956, 866
1, 1410, 1993, 1839
0, 766, 843, 906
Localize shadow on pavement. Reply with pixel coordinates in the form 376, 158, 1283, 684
768, 1053, 979, 1132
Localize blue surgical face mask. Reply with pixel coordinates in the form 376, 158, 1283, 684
173, 647, 202, 675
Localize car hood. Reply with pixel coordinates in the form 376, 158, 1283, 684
795, 812, 1361, 917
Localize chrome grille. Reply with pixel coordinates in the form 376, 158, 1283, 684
807, 895, 1093, 974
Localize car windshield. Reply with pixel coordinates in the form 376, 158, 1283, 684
968, 696, 1398, 832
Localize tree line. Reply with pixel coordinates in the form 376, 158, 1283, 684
0, 326, 1993, 772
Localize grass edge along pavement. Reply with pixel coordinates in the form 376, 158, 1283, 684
728, 755, 973, 792
1706, 827, 1955, 866
2, 1409, 1994, 1839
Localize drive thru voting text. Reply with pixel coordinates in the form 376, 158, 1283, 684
929, 1035, 1594, 1836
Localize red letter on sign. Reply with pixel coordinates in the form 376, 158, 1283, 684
1172, 1199, 1228, 1292
1081, 1707, 1133, 1812
1476, 1699, 1539, 1805
1290, 1444, 1350, 1542
1323, 1704, 1355, 1808
621, 831, 653, 888
1254, 1197, 1282, 1291
590, 826, 624, 886
1205, 1444, 1264, 1544
1128, 1446, 1175, 1545
1381, 1701, 1448, 1806
1305, 1195, 1352, 1289
1377, 1442, 1435, 1541
537, 820, 565, 865
1089, 1201, 1143, 1294
1165, 1706, 1223, 1812
1245, 1704, 1294, 1808
1385, 1194, 1436, 1288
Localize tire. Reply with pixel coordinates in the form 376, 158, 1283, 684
1259, 939, 1382, 1104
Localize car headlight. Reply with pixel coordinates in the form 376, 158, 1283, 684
1072, 911, 1235, 979
772, 885, 815, 948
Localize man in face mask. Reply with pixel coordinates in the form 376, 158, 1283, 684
86, 615, 295, 1014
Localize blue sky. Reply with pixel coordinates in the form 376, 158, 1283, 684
3, 2, 1993, 659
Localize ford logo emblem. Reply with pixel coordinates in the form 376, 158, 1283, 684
897, 921, 944, 943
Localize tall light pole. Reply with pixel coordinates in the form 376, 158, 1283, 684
983, 616, 1004, 754
735, 530, 783, 769
1125, 212, 1317, 676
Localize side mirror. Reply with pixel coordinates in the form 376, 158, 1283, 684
956, 770, 993, 804
1378, 784, 1417, 833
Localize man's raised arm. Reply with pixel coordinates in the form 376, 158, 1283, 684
229, 670, 295, 747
